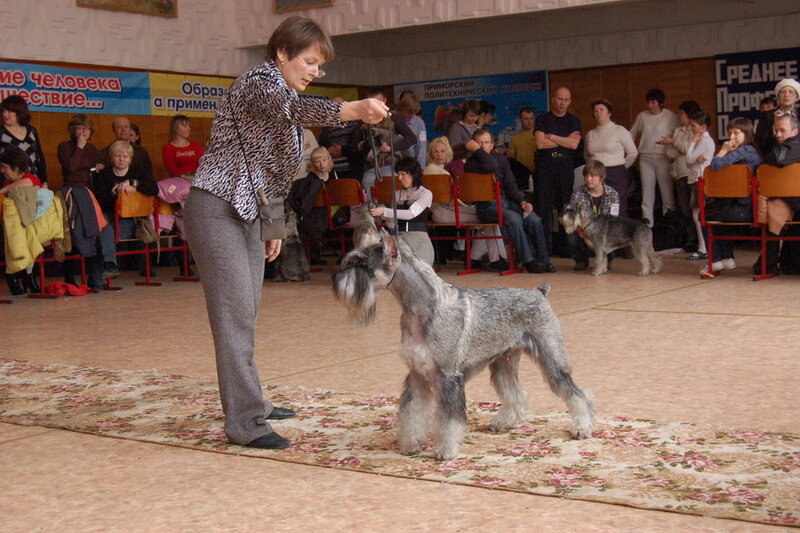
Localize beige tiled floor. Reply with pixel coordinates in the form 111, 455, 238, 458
1, 250, 798, 532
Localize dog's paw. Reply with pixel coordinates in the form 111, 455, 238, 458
638, 270, 650, 277
571, 427, 594, 439
434, 449, 459, 461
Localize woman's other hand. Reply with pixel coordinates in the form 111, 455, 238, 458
265, 239, 282, 261
368, 205, 385, 217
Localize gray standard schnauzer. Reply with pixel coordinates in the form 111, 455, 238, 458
352, 200, 382, 249
332, 230, 595, 460
274, 203, 310, 282
560, 202, 662, 277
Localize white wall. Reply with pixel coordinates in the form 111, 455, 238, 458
0, 0, 260, 76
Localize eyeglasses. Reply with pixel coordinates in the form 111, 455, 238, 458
303, 59, 325, 79
775, 109, 797, 117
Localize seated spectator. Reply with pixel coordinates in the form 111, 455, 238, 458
0, 145, 41, 194
93, 140, 159, 276
756, 113, 800, 274
96, 117, 154, 181
57, 114, 119, 288
424, 136, 508, 271
698, 118, 762, 276
662, 100, 702, 251
288, 146, 333, 265
447, 99, 481, 153
0, 146, 43, 294
162, 114, 204, 178
685, 111, 716, 261
466, 128, 555, 273
755, 79, 798, 157
568, 160, 621, 271
369, 157, 434, 265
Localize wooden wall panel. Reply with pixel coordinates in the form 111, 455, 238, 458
550, 57, 718, 136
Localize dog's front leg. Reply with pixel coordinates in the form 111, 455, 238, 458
397, 370, 434, 455
592, 244, 609, 276
434, 372, 467, 461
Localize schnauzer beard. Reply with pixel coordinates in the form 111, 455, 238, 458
559, 203, 589, 235
332, 237, 399, 326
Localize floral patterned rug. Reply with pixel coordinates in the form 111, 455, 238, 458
1, 359, 798, 527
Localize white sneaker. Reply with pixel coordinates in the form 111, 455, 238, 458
721, 258, 737, 270
700, 261, 724, 277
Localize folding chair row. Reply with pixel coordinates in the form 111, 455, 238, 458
699, 162, 800, 281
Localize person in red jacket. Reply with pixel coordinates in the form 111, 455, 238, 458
162, 114, 204, 178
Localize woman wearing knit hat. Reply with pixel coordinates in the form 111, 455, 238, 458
755, 78, 800, 155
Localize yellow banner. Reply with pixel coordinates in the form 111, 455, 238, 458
150, 73, 233, 117
150, 73, 358, 117
304, 85, 359, 101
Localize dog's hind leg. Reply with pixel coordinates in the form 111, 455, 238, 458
433, 372, 467, 460
524, 323, 596, 439
397, 370, 435, 455
488, 350, 528, 431
648, 244, 662, 274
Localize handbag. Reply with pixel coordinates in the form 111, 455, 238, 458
134, 217, 158, 244
234, 118, 286, 241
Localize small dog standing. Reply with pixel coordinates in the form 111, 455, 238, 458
332, 230, 595, 460
274, 203, 310, 282
560, 202, 662, 276
352, 200, 382, 249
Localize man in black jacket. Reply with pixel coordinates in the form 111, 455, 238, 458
465, 129, 555, 273
762, 113, 800, 274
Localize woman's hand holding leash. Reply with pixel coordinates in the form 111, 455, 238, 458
341, 98, 390, 124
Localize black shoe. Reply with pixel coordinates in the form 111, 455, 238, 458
542, 262, 557, 273
5, 273, 24, 296
752, 257, 780, 275
266, 406, 296, 420
485, 260, 507, 272
22, 272, 40, 294
573, 260, 589, 271
523, 260, 546, 273
102, 262, 120, 279
245, 432, 291, 449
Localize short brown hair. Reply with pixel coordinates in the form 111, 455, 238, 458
67, 114, 93, 140
1, 95, 31, 126
266, 16, 334, 62
583, 160, 606, 180
590, 98, 613, 114
471, 128, 492, 141
726, 117, 755, 146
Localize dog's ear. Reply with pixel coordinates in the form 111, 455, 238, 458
382, 230, 399, 259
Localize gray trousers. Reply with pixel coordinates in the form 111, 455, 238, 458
183, 187, 275, 445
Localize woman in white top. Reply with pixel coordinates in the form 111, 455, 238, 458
629, 88, 680, 226
370, 156, 435, 265
685, 111, 717, 260
585, 98, 638, 217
